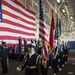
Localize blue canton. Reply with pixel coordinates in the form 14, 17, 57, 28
39, 0, 45, 21
0, 0, 2, 22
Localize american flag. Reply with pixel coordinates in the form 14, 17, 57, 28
0, 0, 36, 46
39, 0, 50, 67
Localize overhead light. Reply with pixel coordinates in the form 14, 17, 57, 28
56, 0, 61, 3
62, 0, 64, 2
38, 24, 39, 25
62, 9, 65, 13
70, 25, 72, 27
72, 21, 74, 24
70, 16, 73, 19
34, 3, 38, 7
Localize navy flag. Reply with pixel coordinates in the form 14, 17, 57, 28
55, 17, 61, 39
0, 0, 2, 22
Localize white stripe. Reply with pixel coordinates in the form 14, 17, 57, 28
3, 14, 35, 29
42, 44, 48, 59
2, 5, 35, 23
4, 0, 35, 18
0, 0, 36, 45
42, 48, 46, 59
0, 23, 35, 34
39, 26, 48, 36
0, 40, 31, 44
0, 32, 36, 38
45, 44, 48, 52
39, 31, 49, 41
39, 21, 49, 35
40, 20, 47, 27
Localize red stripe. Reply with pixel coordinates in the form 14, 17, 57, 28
68, 58, 75, 61
42, 54, 46, 61
7, 44, 18, 47
7, 44, 29, 47
12, 0, 35, 15
7, 44, 25, 47
0, 27, 35, 36
0, 36, 32, 41
43, 44, 48, 58
39, 22, 47, 30
39, 34, 49, 43
39, 23, 48, 38
3, 19, 35, 31
2, 1, 35, 20
3, 10, 35, 26
0, 0, 36, 47
39, 28, 48, 37
0, 67, 2, 72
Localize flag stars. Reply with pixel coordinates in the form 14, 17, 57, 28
39, 2, 45, 21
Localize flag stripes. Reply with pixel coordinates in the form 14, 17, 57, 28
39, 0, 50, 64
0, 0, 36, 46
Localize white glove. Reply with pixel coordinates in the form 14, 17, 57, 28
63, 55, 65, 57
16, 67, 21, 71
58, 59, 60, 62
0, 57, 3, 59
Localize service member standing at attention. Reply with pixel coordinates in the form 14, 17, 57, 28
16, 43, 41, 75
57, 39, 63, 71
52, 40, 58, 75
18, 36, 22, 53
24, 38, 27, 53
0, 41, 9, 74
64, 41, 70, 64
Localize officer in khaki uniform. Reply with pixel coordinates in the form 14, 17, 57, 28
17, 43, 41, 75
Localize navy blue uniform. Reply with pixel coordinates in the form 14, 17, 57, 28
52, 46, 59, 74
18, 37, 22, 53
24, 39, 27, 53
0, 44, 9, 74
19, 53, 41, 75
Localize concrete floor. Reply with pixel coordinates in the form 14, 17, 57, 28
0, 50, 75, 75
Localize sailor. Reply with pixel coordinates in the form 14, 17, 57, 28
16, 43, 41, 75
0, 41, 9, 74
18, 37, 22, 53
57, 39, 63, 71
52, 40, 58, 75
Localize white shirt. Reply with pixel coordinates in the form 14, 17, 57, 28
29, 51, 35, 58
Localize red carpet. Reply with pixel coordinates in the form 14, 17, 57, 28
0, 67, 2, 73
68, 58, 75, 61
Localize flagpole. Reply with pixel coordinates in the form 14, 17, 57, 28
49, 8, 56, 51
46, 0, 66, 26
25, 0, 26, 9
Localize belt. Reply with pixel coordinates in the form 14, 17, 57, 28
26, 66, 37, 69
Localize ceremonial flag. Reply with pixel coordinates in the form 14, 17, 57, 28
55, 15, 61, 39
0, 0, 36, 46
39, 0, 50, 68
49, 9, 56, 50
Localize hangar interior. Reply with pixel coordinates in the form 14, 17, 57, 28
18, 0, 75, 41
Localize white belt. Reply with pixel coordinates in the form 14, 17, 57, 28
26, 66, 37, 69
